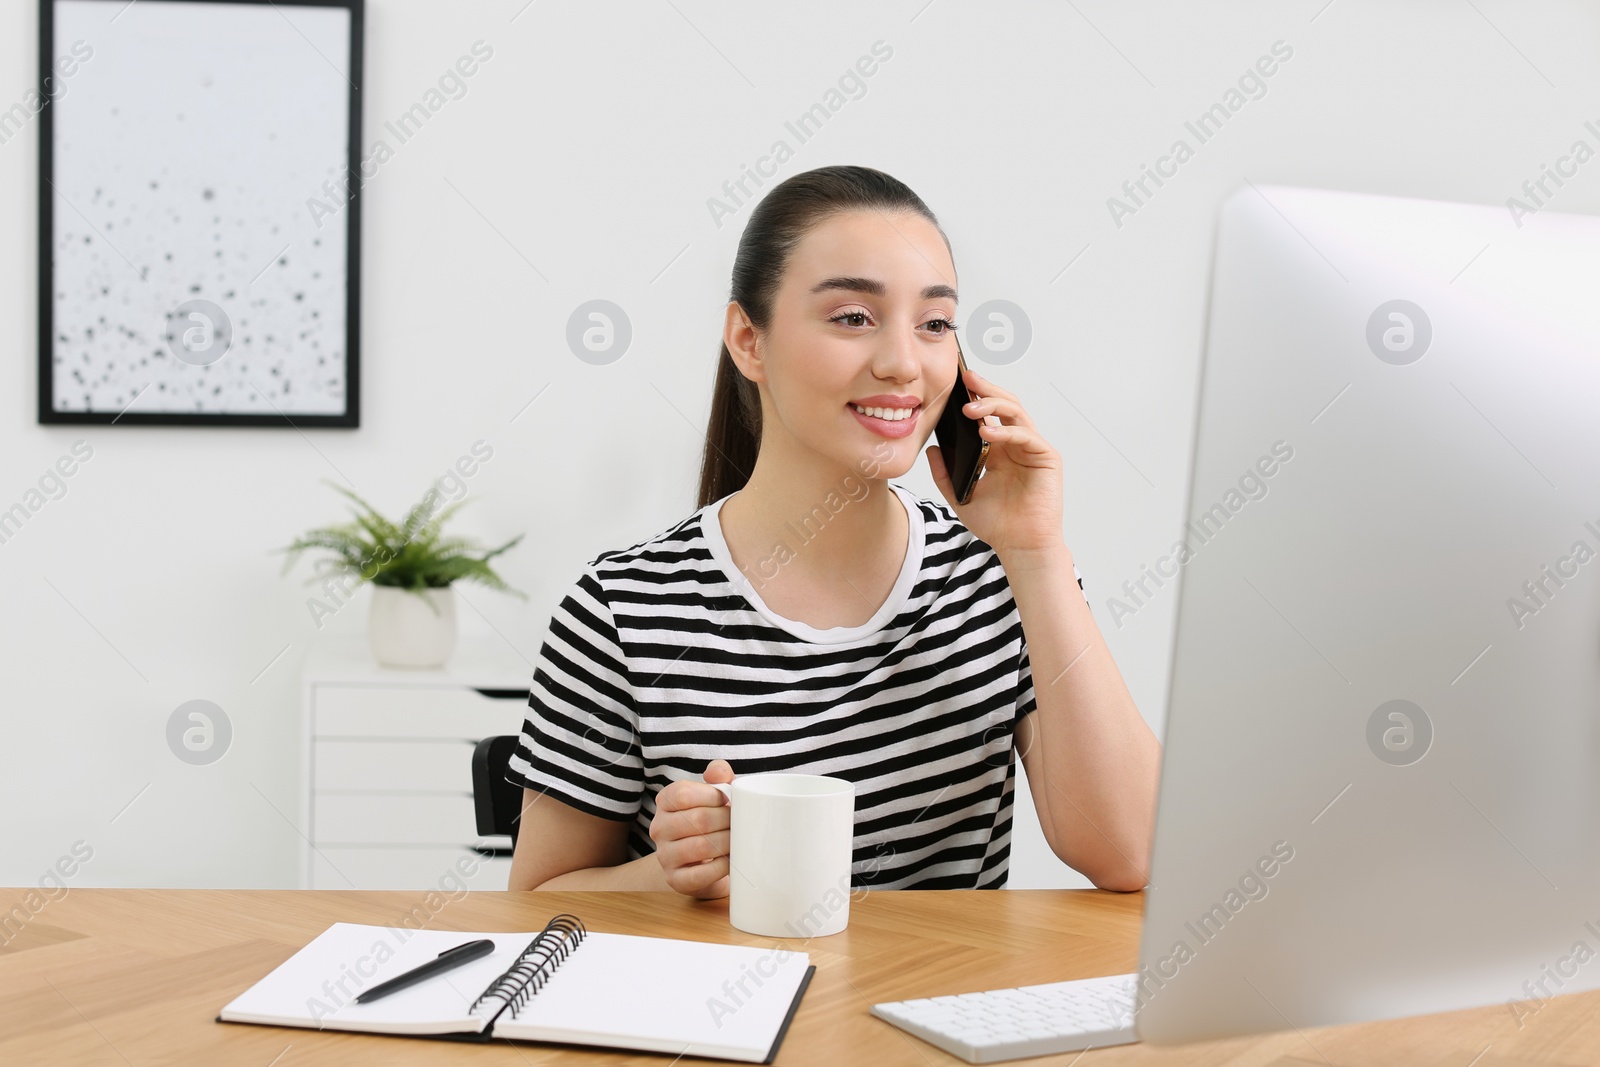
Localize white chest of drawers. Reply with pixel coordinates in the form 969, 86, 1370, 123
299, 635, 531, 890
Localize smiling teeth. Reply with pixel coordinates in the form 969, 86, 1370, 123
852, 405, 915, 421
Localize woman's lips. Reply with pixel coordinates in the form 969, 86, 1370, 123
848, 404, 920, 439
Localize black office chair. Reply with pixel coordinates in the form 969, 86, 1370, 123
471, 734, 524, 851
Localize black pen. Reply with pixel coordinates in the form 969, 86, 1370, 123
354, 939, 496, 1004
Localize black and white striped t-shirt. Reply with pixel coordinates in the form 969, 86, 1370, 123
507, 482, 1084, 889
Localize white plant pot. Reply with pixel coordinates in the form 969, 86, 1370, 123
368, 585, 457, 669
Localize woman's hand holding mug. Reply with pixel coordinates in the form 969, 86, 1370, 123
650, 758, 735, 899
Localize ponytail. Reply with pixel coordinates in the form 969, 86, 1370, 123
696, 342, 762, 508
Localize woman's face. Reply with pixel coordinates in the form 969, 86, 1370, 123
745, 208, 960, 480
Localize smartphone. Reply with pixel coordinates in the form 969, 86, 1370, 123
933, 330, 990, 505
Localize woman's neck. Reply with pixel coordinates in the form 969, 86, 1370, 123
717, 448, 909, 616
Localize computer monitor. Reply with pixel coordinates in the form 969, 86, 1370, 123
1136, 183, 1600, 1043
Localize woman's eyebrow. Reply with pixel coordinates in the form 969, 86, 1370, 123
809, 276, 958, 303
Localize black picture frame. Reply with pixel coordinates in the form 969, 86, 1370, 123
37, 0, 363, 427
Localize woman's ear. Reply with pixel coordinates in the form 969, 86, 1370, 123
723, 302, 767, 384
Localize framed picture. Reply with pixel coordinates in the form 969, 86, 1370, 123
37, 0, 363, 427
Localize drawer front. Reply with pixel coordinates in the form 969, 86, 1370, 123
313, 684, 528, 740
314, 738, 475, 793
313, 793, 476, 846
309, 847, 512, 892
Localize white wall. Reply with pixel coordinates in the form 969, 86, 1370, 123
2, 0, 1598, 890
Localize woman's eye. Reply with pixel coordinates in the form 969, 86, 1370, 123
831, 312, 870, 328
927, 318, 956, 334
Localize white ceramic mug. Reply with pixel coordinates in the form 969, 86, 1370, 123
709, 773, 856, 938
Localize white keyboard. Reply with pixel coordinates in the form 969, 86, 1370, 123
870, 972, 1139, 1064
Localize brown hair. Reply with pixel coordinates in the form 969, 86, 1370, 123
695, 165, 950, 508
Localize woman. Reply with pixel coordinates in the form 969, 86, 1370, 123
507, 165, 1160, 895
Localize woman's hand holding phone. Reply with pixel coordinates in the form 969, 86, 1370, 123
927, 358, 1066, 560
649, 759, 735, 898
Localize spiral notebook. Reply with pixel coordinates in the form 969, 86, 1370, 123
217, 914, 814, 1063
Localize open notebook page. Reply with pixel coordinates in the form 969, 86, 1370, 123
219, 923, 538, 1035
494, 930, 812, 1063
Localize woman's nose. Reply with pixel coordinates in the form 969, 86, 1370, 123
873, 331, 921, 381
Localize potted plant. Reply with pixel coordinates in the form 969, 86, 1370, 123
279, 480, 526, 668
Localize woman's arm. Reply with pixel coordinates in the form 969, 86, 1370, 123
1008, 545, 1162, 892
506, 788, 671, 890
925, 362, 1161, 893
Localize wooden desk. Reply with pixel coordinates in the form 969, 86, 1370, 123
0, 887, 1571, 1065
